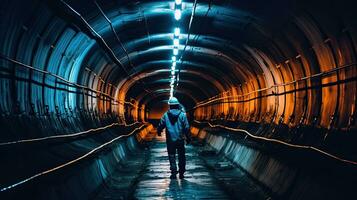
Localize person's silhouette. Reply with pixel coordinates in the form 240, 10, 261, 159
157, 97, 191, 179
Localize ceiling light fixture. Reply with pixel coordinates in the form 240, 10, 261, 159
174, 9, 181, 20
174, 28, 180, 37
173, 39, 179, 47
173, 48, 178, 55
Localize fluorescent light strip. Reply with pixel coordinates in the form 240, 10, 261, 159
173, 39, 179, 47
174, 28, 180, 37
173, 48, 178, 55
170, 1, 184, 97
174, 9, 181, 20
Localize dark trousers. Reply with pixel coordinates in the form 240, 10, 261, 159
166, 140, 186, 175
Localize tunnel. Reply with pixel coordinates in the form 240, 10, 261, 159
0, 0, 356, 199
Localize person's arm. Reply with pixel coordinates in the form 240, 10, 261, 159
157, 114, 166, 136
181, 113, 191, 143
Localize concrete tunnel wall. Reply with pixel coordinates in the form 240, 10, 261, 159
0, 0, 356, 199
1, 120, 153, 198
191, 124, 357, 199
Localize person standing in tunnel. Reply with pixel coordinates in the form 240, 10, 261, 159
157, 97, 191, 179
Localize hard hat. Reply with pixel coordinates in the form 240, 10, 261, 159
168, 97, 180, 105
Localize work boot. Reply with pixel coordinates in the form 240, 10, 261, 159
170, 173, 177, 179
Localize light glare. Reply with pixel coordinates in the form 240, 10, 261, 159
174, 28, 180, 37
174, 9, 181, 20
174, 39, 179, 46
173, 48, 178, 55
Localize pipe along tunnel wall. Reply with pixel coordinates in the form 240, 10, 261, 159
191, 123, 357, 199
0, 120, 153, 198
0, 0, 356, 199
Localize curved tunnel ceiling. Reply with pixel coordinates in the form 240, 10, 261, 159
42, 0, 314, 111
0, 0, 356, 121
1, 0, 357, 198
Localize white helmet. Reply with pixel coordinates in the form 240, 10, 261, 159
168, 97, 180, 105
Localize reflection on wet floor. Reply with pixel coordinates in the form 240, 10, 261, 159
93, 130, 268, 199
133, 135, 229, 199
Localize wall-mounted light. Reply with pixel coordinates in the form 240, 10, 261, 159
175, 0, 182, 5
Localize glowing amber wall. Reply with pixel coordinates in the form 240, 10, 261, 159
194, 15, 357, 131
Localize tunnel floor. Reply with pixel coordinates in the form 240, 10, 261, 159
92, 129, 269, 199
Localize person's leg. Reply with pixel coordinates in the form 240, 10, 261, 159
166, 141, 178, 177
177, 140, 186, 178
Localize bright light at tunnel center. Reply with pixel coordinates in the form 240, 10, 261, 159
174, 9, 181, 20
174, 28, 180, 37
170, 1, 183, 96
173, 39, 179, 47
173, 48, 178, 55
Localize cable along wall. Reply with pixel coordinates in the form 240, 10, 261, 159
194, 13, 357, 132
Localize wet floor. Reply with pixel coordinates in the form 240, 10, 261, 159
133, 135, 229, 199
93, 130, 268, 199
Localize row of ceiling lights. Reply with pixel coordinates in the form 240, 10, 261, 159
169, 0, 182, 98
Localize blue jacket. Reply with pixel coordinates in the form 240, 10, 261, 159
157, 109, 190, 142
